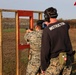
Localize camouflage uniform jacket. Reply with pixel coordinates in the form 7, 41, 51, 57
24, 30, 43, 61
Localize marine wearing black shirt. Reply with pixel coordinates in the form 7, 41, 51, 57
41, 21, 73, 71
41, 7, 75, 75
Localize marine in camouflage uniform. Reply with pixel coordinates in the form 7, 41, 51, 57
24, 30, 43, 75
24, 20, 45, 75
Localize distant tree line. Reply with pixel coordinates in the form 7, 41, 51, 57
2, 18, 76, 29
58, 18, 76, 28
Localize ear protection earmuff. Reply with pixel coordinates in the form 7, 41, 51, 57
44, 14, 50, 22
42, 22, 47, 29
44, 13, 58, 22
44, 7, 58, 22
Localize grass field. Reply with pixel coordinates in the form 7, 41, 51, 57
2, 28, 76, 75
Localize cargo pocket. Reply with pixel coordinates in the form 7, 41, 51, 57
59, 52, 67, 65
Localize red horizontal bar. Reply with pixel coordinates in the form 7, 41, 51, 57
19, 44, 30, 50
18, 10, 33, 16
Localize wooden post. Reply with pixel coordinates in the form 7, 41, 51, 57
15, 11, 20, 75
0, 10, 2, 75
38, 13, 42, 20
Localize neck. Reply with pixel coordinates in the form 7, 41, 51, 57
36, 28, 41, 31
49, 18, 57, 24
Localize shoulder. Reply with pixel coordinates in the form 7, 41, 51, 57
62, 21, 70, 29
31, 30, 43, 37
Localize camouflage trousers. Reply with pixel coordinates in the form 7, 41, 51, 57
41, 56, 72, 75
62, 66, 72, 75
26, 54, 40, 75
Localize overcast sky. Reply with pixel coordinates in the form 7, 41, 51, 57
0, 0, 76, 19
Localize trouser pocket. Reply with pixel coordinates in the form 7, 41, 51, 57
59, 52, 67, 65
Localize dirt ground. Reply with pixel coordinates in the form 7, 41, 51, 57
2, 28, 76, 75
2, 30, 29, 75
69, 28, 76, 50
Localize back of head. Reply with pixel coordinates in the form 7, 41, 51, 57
44, 7, 58, 22
36, 20, 45, 29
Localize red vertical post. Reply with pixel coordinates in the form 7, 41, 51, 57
30, 16, 33, 29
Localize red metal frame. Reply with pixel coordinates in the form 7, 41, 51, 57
17, 10, 33, 50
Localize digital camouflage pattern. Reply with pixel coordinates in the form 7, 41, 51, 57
24, 30, 43, 75
62, 66, 72, 75
43, 56, 63, 75
41, 56, 72, 75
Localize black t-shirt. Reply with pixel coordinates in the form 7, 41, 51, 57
41, 21, 73, 71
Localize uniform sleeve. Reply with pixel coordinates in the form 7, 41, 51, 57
24, 32, 31, 42
41, 29, 51, 71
